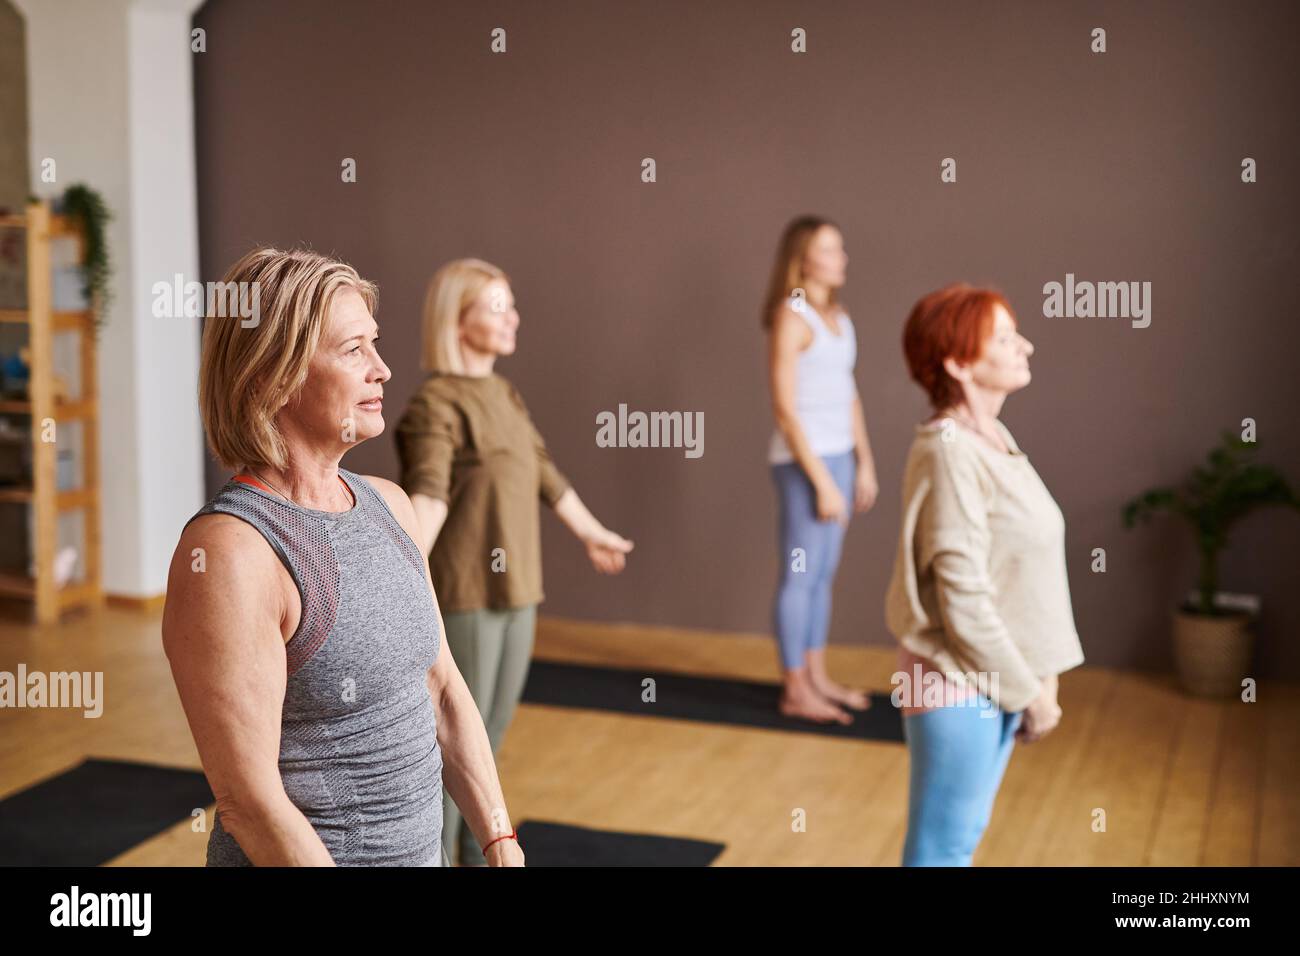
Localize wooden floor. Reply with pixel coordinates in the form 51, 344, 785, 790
1, 605, 1296, 866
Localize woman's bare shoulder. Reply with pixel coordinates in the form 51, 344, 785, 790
769, 303, 815, 346
164, 513, 287, 643
175, 512, 274, 556
176, 511, 274, 558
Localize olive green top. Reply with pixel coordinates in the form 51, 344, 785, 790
395, 372, 570, 612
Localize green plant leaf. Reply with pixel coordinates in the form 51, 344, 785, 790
59, 183, 113, 335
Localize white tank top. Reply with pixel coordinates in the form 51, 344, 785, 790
769, 296, 858, 465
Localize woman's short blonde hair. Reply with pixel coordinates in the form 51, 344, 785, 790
421, 258, 510, 373
198, 246, 377, 471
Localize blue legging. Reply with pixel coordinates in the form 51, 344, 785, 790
770, 450, 856, 671
901, 697, 1023, 866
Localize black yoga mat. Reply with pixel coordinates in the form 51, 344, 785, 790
515, 820, 724, 866
0, 758, 214, 866
522, 660, 904, 742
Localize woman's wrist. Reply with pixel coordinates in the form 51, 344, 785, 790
1038, 678, 1059, 709
811, 469, 837, 492
482, 829, 519, 854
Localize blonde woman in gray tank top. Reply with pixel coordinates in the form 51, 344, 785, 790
163, 248, 523, 866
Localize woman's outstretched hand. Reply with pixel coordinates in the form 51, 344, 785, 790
584, 527, 634, 574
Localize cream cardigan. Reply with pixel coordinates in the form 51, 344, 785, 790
885, 418, 1084, 712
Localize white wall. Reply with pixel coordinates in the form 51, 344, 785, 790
127, 1, 204, 595
16, 0, 204, 598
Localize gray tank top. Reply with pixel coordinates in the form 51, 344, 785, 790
184, 467, 444, 866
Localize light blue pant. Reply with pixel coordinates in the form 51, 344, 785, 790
771, 451, 856, 671
901, 697, 1023, 866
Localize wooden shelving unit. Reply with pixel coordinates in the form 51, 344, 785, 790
0, 200, 103, 623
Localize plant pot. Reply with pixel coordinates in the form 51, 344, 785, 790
1171, 605, 1255, 697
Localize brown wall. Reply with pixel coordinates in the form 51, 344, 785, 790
194, 0, 1300, 677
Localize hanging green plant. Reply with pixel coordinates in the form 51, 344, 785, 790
59, 183, 113, 333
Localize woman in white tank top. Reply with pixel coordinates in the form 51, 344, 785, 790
764, 216, 881, 724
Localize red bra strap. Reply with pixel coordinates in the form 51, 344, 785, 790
232, 473, 272, 493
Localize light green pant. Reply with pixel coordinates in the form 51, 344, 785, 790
440, 603, 537, 866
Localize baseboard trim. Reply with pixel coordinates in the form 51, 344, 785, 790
105, 593, 167, 614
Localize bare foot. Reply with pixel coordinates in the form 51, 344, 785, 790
779, 688, 852, 725
812, 679, 872, 711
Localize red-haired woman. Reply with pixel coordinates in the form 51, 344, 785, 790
885, 284, 1084, 866
764, 216, 880, 724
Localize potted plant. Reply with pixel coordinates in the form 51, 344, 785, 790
53, 183, 113, 333
1122, 432, 1298, 696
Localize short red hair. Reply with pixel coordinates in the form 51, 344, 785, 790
902, 284, 1015, 410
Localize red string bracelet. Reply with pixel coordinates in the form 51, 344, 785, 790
481, 829, 519, 853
